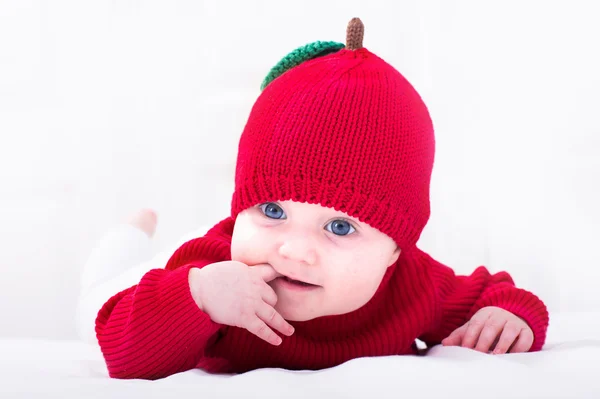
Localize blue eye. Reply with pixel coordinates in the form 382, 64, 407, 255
325, 219, 356, 236
259, 202, 286, 219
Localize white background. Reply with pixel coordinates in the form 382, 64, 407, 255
0, 0, 598, 340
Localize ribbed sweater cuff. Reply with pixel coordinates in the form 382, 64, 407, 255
472, 287, 549, 352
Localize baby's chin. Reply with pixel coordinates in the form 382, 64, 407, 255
276, 304, 357, 322
275, 304, 321, 322
276, 308, 314, 322
275, 297, 371, 322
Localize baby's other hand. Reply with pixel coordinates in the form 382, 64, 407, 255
441, 306, 533, 354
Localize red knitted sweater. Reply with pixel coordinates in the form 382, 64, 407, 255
96, 218, 549, 380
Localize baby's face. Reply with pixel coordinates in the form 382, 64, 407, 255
231, 200, 401, 321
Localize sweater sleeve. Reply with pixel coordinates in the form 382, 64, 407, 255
95, 263, 221, 380
95, 217, 235, 380
419, 255, 549, 352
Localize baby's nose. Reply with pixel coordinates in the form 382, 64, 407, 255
278, 236, 317, 265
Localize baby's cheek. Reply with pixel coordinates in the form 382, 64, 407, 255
231, 242, 256, 264
230, 235, 251, 262
231, 237, 270, 267
334, 268, 380, 307
231, 212, 263, 261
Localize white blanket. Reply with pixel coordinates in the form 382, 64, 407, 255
1, 312, 599, 399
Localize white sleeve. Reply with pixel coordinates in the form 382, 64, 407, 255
75, 225, 211, 345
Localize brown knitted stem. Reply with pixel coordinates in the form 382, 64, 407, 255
346, 18, 364, 50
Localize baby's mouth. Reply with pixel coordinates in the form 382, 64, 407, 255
280, 276, 318, 287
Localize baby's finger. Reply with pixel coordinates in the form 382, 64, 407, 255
245, 316, 282, 346
461, 318, 487, 349
256, 302, 294, 337
475, 318, 506, 353
442, 325, 466, 346
492, 321, 520, 354
509, 328, 534, 353
251, 264, 282, 283
261, 283, 278, 307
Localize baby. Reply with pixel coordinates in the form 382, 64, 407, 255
95, 18, 549, 380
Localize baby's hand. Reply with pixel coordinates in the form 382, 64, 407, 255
188, 261, 294, 346
441, 306, 533, 354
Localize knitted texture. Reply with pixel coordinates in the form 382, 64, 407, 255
260, 41, 345, 91
96, 218, 550, 379
345, 17, 364, 50
233, 47, 435, 249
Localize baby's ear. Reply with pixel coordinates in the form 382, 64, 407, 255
388, 246, 401, 266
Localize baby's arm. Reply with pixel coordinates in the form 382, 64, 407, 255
95, 224, 232, 380
419, 255, 549, 352
95, 262, 221, 380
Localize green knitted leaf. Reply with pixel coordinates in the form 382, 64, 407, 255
260, 41, 344, 91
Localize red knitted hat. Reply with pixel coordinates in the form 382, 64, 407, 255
230, 18, 435, 249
